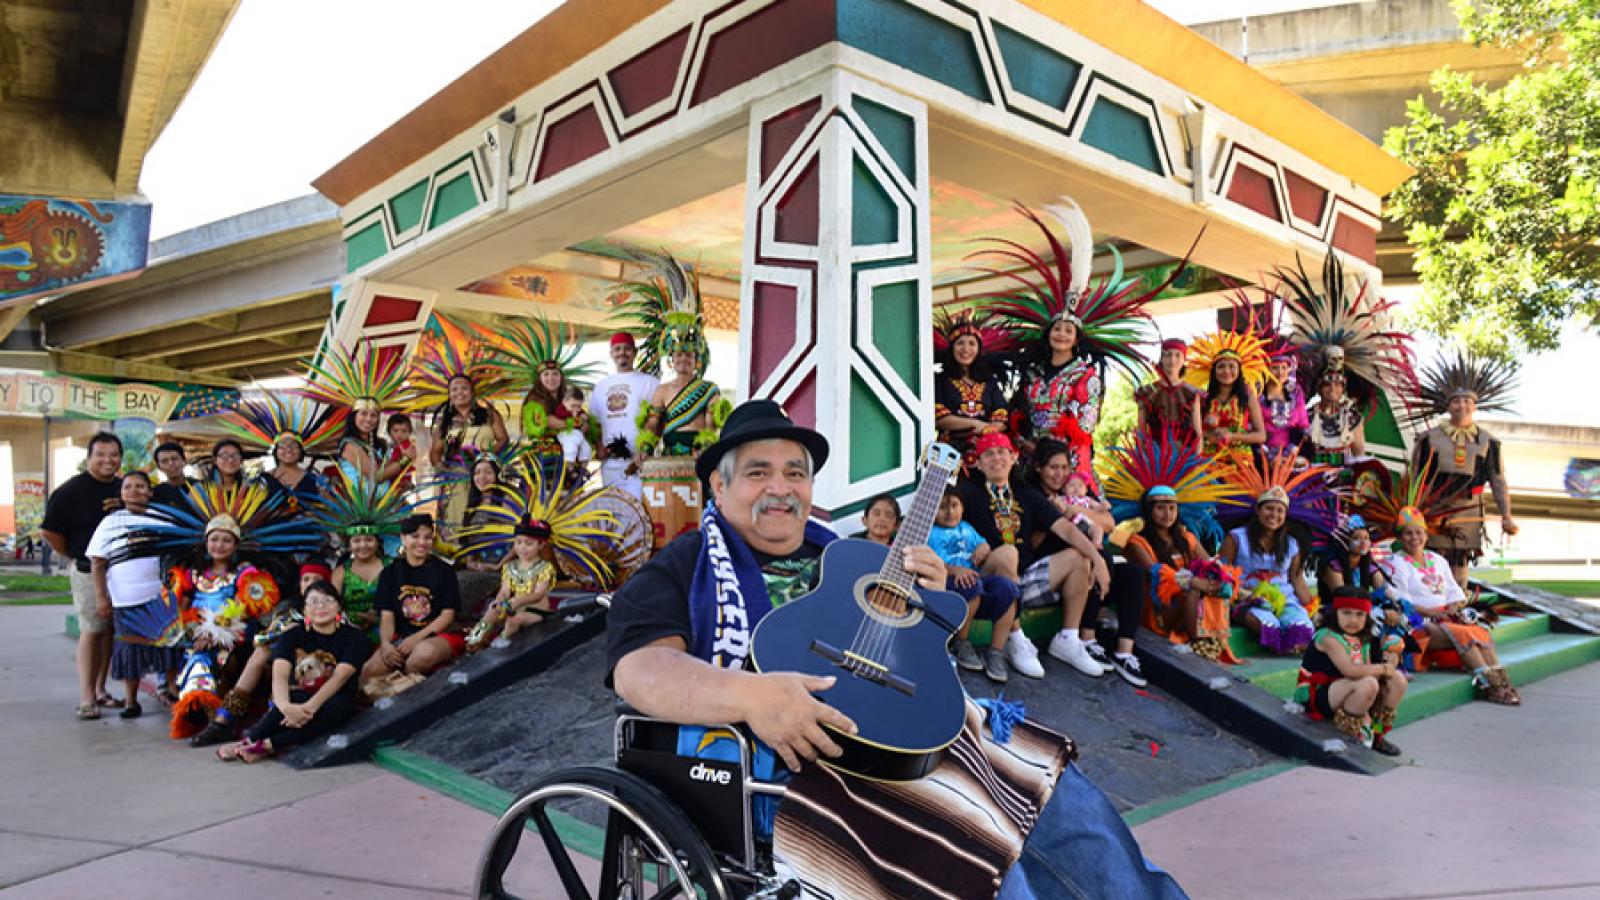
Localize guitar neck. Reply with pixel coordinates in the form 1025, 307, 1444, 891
881, 461, 956, 591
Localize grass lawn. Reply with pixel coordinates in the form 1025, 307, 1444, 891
0, 594, 72, 606
0, 574, 70, 593
1519, 581, 1600, 598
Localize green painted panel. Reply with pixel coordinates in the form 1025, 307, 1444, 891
853, 97, 916, 183
849, 370, 900, 482
838, 0, 991, 103
992, 21, 1080, 109
852, 157, 898, 245
870, 279, 919, 387
427, 173, 479, 231
1082, 97, 1162, 175
388, 178, 430, 233
344, 222, 388, 274
1366, 391, 1404, 451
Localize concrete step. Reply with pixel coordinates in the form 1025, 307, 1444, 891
1227, 611, 1553, 661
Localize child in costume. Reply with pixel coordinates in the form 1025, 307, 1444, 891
217, 579, 369, 764
465, 520, 558, 651
1101, 429, 1243, 664
1217, 449, 1338, 655
932, 486, 1021, 684
1295, 586, 1406, 753
120, 480, 322, 742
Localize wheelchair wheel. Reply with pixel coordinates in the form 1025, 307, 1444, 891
474, 765, 731, 900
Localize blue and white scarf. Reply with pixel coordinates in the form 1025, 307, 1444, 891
687, 502, 837, 670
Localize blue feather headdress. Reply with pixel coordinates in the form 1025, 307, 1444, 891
118, 480, 325, 563
1097, 428, 1241, 547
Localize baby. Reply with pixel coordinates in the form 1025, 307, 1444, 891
1059, 471, 1109, 545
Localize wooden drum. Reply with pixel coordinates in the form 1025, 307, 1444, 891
641, 456, 703, 552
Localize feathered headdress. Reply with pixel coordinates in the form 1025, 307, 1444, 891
490, 314, 602, 396
310, 471, 420, 538
974, 199, 1197, 377
456, 455, 622, 588
122, 480, 325, 562
299, 341, 408, 414
932, 304, 1017, 358
1410, 348, 1518, 425
404, 314, 511, 412
614, 249, 707, 376
220, 393, 346, 457
1097, 427, 1244, 547
1215, 448, 1341, 546
1355, 458, 1479, 542
427, 441, 527, 499
1226, 282, 1298, 372
1183, 324, 1273, 395
1277, 253, 1416, 412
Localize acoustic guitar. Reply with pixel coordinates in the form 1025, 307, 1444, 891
749, 443, 968, 781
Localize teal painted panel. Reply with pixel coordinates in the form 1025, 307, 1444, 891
1081, 98, 1162, 175
344, 222, 388, 273
388, 178, 429, 233
427, 173, 479, 231
852, 157, 898, 245
849, 370, 900, 482
870, 279, 919, 388
992, 21, 1080, 109
853, 97, 916, 183
838, 0, 991, 103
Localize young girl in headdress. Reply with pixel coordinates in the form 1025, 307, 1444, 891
1295, 586, 1407, 754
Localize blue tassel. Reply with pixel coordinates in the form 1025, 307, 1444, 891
975, 695, 1027, 744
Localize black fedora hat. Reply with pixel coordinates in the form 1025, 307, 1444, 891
695, 399, 830, 483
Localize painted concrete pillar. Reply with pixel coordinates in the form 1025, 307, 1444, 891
739, 70, 934, 517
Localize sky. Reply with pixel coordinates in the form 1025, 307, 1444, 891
137, 0, 1598, 427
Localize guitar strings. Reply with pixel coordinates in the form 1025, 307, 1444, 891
854, 458, 952, 666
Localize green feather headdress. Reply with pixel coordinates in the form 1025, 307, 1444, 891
613, 249, 708, 376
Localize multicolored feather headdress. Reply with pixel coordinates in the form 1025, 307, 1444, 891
1097, 427, 1244, 547
614, 249, 708, 376
490, 314, 602, 396
974, 199, 1198, 377
1410, 348, 1518, 425
299, 341, 408, 415
1215, 448, 1341, 546
456, 455, 622, 588
404, 314, 511, 412
1276, 253, 1416, 411
932, 305, 1017, 358
220, 392, 346, 457
1182, 324, 1272, 395
310, 471, 420, 538
121, 480, 325, 562
1352, 458, 1479, 541
427, 441, 527, 499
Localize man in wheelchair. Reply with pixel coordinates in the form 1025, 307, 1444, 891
606, 400, 1187, 900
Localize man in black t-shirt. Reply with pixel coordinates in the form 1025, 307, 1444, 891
41, 433, 124, 717
151, 441, 192, 507
362, 514, 463, 680
960, 432, 1110, 679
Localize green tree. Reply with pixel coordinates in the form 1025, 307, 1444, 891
1093, 372, 1141, 452
1383, 0, 1600, 355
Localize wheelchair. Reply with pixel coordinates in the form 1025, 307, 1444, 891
473, 707, 803, 900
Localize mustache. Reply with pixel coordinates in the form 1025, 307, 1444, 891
751, 494, 802, 522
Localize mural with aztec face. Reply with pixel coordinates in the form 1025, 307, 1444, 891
0, 195, 151, 302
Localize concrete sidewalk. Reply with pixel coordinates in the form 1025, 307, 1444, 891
1133, 662, 1600, 899
0, 605, 573, 899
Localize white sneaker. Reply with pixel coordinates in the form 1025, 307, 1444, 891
1005, 630, 1045, 678
1048, 630, 1105, 678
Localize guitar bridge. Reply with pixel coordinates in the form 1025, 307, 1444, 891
810, 640, 916, 697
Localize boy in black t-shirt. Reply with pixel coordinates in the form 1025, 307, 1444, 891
221, 580, 369, 762
362, 514, 463, 681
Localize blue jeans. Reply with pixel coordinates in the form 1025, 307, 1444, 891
997, 763, 1188, 900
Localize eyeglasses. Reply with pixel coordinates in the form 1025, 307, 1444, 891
304, 595, 340, 607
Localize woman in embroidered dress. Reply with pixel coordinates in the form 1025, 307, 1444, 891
932, 306, 1014, 471
1305, 368, 1365, 468
1102, 431, 1242, 663
1295, 587, 1406, 753
1135, 338, 1204, 452
1260, 353, 1308, 456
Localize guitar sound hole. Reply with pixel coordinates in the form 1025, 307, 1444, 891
865, 584, 909, 617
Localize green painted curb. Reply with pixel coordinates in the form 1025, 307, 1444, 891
1121, 760, 1299, 827
372, 745, 607, 860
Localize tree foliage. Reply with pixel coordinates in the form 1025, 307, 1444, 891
1093, 372, 1141, 452
1383, 0, 1600, 355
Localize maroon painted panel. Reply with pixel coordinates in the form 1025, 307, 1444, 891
761, 97, 822, 182
750, 280, 799, 392
1283, 168, 1328, 226
774, 157, 820, 245
365, 295, 423, 328
607, 26, 692, 119
1330, 212, 1378, 265
785, 370, 817, 431
1225, 163, 1282, 223
535, 104, 611, 183
691, 0, 836, 107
